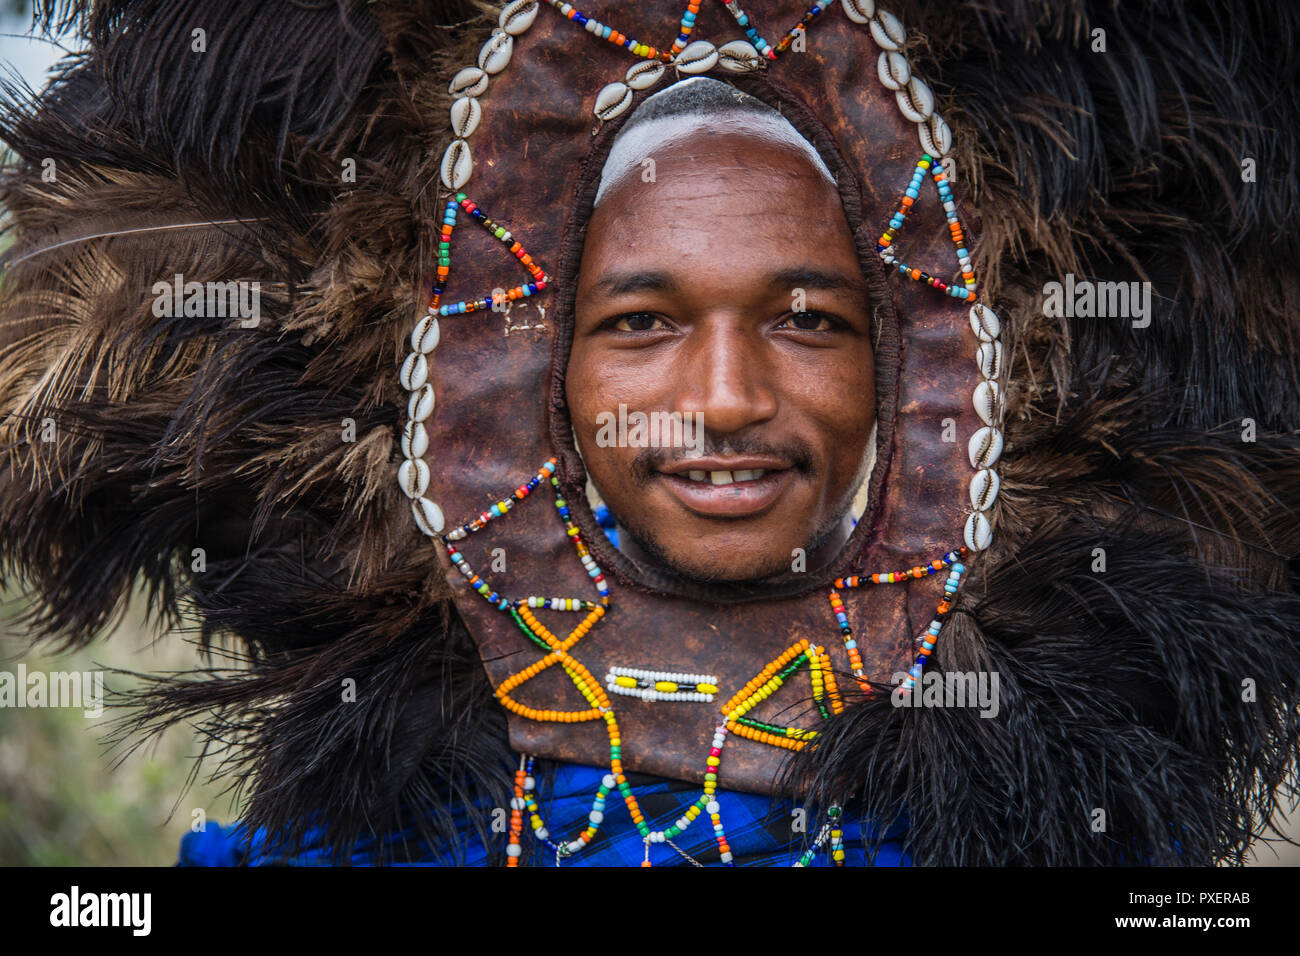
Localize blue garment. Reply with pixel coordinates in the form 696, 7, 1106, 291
177, 760, 909, 867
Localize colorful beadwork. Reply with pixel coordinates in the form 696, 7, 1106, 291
546, 0, 674, 61
829, 549, 967, 692
445, 457, 965, 866
427, 193, 549, 319
877, 154, 977, 302
775, 1, 836, 54
606, 666, 720, 702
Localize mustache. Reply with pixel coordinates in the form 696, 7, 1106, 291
628, 436, 817, 484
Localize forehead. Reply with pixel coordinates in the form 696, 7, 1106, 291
582, 122, 854, 275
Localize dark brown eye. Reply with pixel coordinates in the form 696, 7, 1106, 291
782, 311, 835, 332
612, 313, 665, 332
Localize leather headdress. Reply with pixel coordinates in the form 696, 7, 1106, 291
408, 0, 1003, 786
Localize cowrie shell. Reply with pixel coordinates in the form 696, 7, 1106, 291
626, 60, 665, 90
677, 40, 718, 74
478, 30, 513, 74
970, 303, 1000, 341
876, 51, 910, 90
841, 0, 876, 24
499, 0, 538, 35
968, 425, 1004, 469
870, 10, 907, 50
408, 383, 436, 423
440, 138, 472, 190
412, 497, 445, 535
400, 351, 428, 391
977, 340, 1003, 379
449, 66, 488, 98
973, 379, 1001, 426
594, 81, 633, 121
718, 40, 762, 72
399, 458, 430, 499
963, 511, 993, 552
450, 97, 481, 138
402, 421, 429, 460
969, 468, 1000, 511
919, 113, 952, 158
412, 315, 440, 353
896, 77, 934, 122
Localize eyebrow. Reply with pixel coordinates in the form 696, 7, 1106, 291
586, 265, 868, 299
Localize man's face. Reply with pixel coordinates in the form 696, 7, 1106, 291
567, 119, 876, 582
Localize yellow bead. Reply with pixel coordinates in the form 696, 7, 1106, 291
698, 683, 718, 694
654, 681, 678, 692
615, 676, 637, 688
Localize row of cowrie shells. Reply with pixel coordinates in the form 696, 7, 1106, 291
593, 38, 765, 123
406, 0, 544, 537
842, 0, 952, 162
844, 0, 1006, 552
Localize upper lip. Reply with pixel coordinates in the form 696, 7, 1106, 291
657, 456, 792, 475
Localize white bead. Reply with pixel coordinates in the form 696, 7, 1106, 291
876, 51, 909, 90
398, 457, 430, 498
440, 138, 472, 190
411, 314, 440, 353
411, 497, 445, 535
535, 828, 548, 840
499, 0, 538, 35
841, 0, 876, 24
594, 81, 633, 121
450, 96, 481, 139
506, 844, 522, 857
478, 30, 513, 74
603, 774, 616, 789
870, 10, 907, 50
399, 351, 428, 391
919, 113, 952, 158
968, 425, 1004, 469
510, 797, 525, 810
589, 810, 603, 824
895, 76, 934, 122
717, 40, 762, 73
408, 383, 436, 423
707, 800, 720, 813
524, 776, 534, 789
970, 303, 1000, 341
401, 421, 428, 460
449, 66, 489, 97
969, 468, 1000, 511
973, 379, 1000, 426
964, 511, 993, 551
676, 40, 718, 74
625, 59, 664, 90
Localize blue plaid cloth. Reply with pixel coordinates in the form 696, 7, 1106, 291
178, 759, 909, 867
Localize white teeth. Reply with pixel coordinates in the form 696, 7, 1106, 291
688, 470, 707, 482
709, 471, 734, 485
682, 468, 768, 483
732, 470, 754, 482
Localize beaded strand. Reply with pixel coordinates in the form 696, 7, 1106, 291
546, 0, 675, 61
876, 154, 976, 302
775, 1, 836, 54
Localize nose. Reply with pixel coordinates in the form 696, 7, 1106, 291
671, 317, 778, 435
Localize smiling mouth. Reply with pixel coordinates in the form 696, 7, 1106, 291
654, 467, 795, 518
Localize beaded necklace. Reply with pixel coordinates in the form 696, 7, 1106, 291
442, 455, 967, 866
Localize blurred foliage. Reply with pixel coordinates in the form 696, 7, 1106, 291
0, 581, 244, 865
